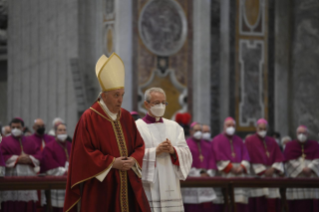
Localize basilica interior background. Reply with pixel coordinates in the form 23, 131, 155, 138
0, 0, 318, 140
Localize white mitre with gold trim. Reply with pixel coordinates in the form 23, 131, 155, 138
95, 53, 125, 92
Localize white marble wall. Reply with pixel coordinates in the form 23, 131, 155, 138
7, 0, 78, 134
115, 0, 133, 111
274, 0, 291, 138
219, 0, 230, 130
192, 0, 211, 125
291, 0, 319, 139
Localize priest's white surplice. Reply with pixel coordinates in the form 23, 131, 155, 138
136, 118, 192, 212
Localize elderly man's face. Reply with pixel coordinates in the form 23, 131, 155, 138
3, 126, 11, 136
202, 125, 210, 133
56, 124, 67, 136
11, 122, 23, 131
33, 119, 45, 131
101, 88, 125, 114
224, 120, 235, 131
191, 124, 201, 137
144, 92, 166, 112
297, 127, 307, 136
256, 123, 267, 133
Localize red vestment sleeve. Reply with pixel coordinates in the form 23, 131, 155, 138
223, 163, 233, 173
63, 111, 115, 212
170, 147, 180, 166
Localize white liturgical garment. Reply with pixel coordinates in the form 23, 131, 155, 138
136, 118, 192, 212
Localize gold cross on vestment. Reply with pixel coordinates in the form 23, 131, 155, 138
199, 154, 204, 162
301, 144, 306, 160
231, 152, 236, 158
266, 151, 270, 158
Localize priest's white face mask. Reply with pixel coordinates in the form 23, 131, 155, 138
193, 131, 202, 140
145, 91, 167, 118
11, 122, 23, 138
202, 133, 211, 141
296, 126, 308, 143
201, 125, 211, 141
57, 134, 68, 142
297, 133, 307, 143
55, 124, 68, 143
224, 119, 236, 136
256, 123, 267, 138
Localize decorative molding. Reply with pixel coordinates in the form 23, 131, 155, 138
239, 0, 265, 36
238, 39, 265, 127
138, 69, 187, 118
138, 0, 187, 56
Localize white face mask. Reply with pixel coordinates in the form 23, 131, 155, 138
257, 130, 267, 138
11, 128, 22, 137
225, 127, 235, 136
150, 104, 166, 117
193, 131, 202, 140
298, 133, 307, 143
57, 134, 68, 142
202, 132, 211, 141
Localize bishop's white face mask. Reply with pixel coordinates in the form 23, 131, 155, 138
257, 130, 267, 138
193, 131, 202, 140
225, 127, 235, 136
202, 132, 211, 141
298, 133, 307, 143
57, 134, 68, 142
150, 104, 166, 117
11, 128, 22, 137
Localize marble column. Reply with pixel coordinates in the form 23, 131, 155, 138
193, 0, 211, 125
115, 0, 133, 112
274, 0, 292, 137
219, 0, 231, 131
291, 0, 319, 139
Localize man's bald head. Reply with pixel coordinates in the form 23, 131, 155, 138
34, 119, 44, 126
202, 125, 211, 133
33, 118, 46, 135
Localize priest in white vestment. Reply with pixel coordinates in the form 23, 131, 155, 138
136, 87, 192, 212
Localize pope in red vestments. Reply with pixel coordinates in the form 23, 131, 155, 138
63, 53, 150, 212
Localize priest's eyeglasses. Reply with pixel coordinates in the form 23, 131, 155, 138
148, 101, 168, 106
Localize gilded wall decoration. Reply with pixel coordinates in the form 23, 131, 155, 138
133, 0, 193, 119
235, 0, 269, 131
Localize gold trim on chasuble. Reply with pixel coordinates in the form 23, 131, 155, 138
90, 105, 129, 212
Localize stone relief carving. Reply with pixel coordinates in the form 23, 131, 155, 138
239, 39, 265, 126
105, 0, 115, 20
138, 0, 187, 56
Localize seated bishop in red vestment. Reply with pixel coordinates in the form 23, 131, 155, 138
63, 53, 150, 212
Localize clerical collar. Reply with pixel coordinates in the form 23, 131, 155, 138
99, 99, 118, 121
142, 113, 163, 124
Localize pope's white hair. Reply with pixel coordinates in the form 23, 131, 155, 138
144, 87, 166, 102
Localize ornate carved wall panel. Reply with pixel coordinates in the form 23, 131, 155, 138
133, 0, 193, 119
235, 0, 269, 132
